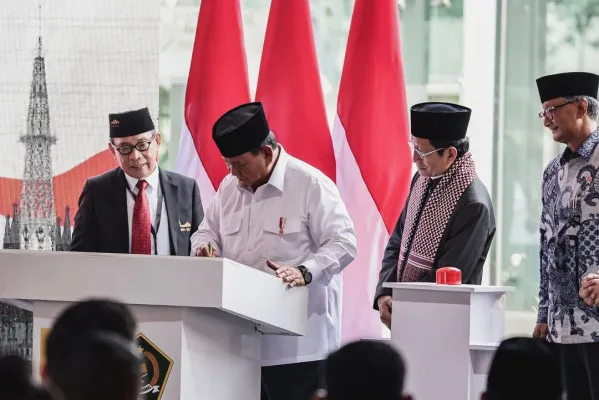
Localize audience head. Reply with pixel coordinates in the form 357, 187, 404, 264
44, 298, 136, 383
482, 337, 562, 400
316, 340, 411, 400
46, 331, 141, 400
0, 355, 52, 400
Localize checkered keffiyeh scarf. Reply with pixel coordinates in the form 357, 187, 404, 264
397, 152, 477, 282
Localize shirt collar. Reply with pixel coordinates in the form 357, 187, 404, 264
237, 145, 289, 194
124, 166, 160, 191
266, 145, 288, 193
561, 129, 599, 165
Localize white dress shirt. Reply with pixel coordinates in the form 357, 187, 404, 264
190, 146, 357, 366
124, 167, 170, 255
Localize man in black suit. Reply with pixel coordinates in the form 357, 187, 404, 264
71, 107, 203, 256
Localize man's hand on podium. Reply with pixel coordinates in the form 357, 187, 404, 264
532, 323, 548, 340
580, 273, 599, 306
266, 259, 306, 288
378, 296, 392, 329
195, 243, 219, 257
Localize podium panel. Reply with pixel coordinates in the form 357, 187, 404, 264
0, 250, 309, 400
384, 282, 512, 400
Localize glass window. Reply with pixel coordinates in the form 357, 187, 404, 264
399, 0, 464, 102
427, 0, 463, 84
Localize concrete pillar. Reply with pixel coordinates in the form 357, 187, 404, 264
461, 0, 498, 286
401, 0, 429, 106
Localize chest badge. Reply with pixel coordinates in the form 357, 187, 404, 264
279, 217, 286, 235
179, 221, 191, 232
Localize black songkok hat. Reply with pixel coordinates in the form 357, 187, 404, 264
212, 102, 270, 157
109, 107, 155, 138
410, 102, 471, 141
536, 72, 599, 103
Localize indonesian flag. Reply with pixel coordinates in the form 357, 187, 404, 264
255, 0, 335, 180
332, 0, 412, 341
176, 0, 251, 207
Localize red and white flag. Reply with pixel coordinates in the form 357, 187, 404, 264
255, 0, 335, 180
176, 0, 251, 207
333, 0, 412, 341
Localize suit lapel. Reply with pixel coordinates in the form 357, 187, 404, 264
111, 169, 130, 253
160, 169, 179, 256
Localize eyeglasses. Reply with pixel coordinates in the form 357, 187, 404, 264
538, 100, 578, 120
112, 134, 156, 155
409, 142, 444, 158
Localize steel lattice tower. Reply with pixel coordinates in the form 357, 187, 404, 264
62, 206, 72, 250
19, 36, 56, 251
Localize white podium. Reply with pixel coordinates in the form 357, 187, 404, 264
384, 282, 512, 400
0, 250, 308, 400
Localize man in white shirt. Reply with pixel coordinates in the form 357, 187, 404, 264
71, 107, 203, 256
190, 102, 357, 400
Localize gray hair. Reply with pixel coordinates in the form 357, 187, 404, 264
563, 95, 599, 121
249, 131, 278, 156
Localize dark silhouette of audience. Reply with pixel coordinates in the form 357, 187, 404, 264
42, 298, 139, 400
315, 339, 412, 400
482, 337, 563, 400
43, 298, 136, 383
45, 331, 140, 400
0, 300, 569, 400
0, 355, 52, 400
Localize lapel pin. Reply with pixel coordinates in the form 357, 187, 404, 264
279, 217, 286, 235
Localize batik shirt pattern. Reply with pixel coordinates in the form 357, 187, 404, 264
539, 129, 599, 343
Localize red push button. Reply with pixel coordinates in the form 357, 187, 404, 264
436, 267, 462, 285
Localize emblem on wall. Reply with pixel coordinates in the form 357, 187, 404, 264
136, 333, 174, 400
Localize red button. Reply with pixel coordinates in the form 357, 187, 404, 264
436, 267, 462, 285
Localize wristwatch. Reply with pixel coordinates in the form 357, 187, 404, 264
297, 265, 312, 285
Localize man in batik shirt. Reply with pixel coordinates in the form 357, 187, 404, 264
534, 71, 599, 399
